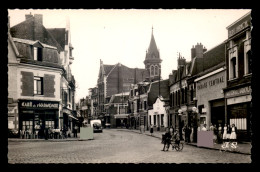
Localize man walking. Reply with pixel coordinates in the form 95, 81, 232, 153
73, 125, 78, 138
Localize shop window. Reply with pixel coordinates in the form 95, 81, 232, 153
22, 121, 33, 131
34, 76, 43, 95
45, 121, 55, 129
230, 118, 247, 130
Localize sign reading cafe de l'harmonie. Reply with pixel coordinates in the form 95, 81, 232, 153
19, 100, 59, 109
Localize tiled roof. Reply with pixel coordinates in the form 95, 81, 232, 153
103, 64, 116, 75
191, 42, 225, 76
47, 28, 66, 50
148, 79, 169, 107
10, 16, 63, 52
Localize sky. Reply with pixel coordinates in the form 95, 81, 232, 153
8, 9, 251, 103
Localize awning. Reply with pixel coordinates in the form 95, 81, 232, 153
114, 114, 129, 119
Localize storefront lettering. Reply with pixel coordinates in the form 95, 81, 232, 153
228, 20, 249, 38
20, 100, 59, 109
226, 86, 251, 97
197, 76, 224, 90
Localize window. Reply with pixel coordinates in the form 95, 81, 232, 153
245, 50, 252, 74
34, 77, 43, 95
155, 65, 158, 76
151, 65, 154, 76
231, 57, 237, 79
144, 101, 147, 110
33, 47, 42, 61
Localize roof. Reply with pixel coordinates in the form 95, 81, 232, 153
145, 29, 161, 61
10, 16, 63, 52
47, 28, 66, 50
148, 79, 169, 107
190, 42, 225, 76
13, 37, 57, 50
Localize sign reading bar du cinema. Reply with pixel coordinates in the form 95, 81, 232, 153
19, 100, 59, 109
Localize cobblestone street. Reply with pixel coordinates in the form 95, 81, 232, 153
8, 129, 251, 164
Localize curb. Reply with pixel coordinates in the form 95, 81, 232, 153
8, 138, 88, 142
117, 129, 251, 155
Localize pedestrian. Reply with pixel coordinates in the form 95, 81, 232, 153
150, 124, 153, 136
161, 128, 171, 151
230, 124, 237, 142
201, 124, 207, 131
182, 127, 185, 141
186, 126, 191, 143
73, 125, 78, 138
213, 124, 218, 144
222, 124, 228, 142
218, 124, 223, 143
44, 127, 49, 140
172, 128, 180, 148
34, 123, 40, 139
226, 124, 231, 142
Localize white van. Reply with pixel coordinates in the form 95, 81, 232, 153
90, 120, 103, 133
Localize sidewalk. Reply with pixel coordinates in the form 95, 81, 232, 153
117, 128, 252, 155
8, 133, 87, 142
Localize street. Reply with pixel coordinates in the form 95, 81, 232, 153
8, 129, 251, 164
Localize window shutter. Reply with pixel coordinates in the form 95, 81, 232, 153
21, 71, 34, 96
43, 74, 55, 97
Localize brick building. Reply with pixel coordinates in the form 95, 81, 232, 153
8, 13, 77, 138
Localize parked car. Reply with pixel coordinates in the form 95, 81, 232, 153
90, 120, 103, 133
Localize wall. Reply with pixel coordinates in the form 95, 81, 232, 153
17, 65, 61, 101
196, 69, 226, 126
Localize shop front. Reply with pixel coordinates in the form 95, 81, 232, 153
195, 68, 226, 130
18, 99, 59, 138
225, 85, 251, 141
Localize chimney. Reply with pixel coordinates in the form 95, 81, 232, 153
25, 12, 33, 20
195, 43, 204, 58
34, 14, 43, 25
191, 45, 196, 60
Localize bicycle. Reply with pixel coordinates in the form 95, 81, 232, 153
170, 139, 184, 151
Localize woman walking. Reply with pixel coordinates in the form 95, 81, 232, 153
222, 124, 228, 142
230, 124, 237, 142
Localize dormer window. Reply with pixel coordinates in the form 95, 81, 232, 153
33, 47, 42, 61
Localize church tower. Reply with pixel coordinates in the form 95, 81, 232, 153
144, 27, 162, 81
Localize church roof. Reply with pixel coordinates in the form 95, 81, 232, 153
145, 28, 161, 61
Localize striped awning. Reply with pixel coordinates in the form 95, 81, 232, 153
114, 114, 129, 119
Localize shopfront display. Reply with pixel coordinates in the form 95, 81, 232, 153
18, 99, 59, 138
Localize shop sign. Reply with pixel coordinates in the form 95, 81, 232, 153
228, 20, 250, 38
225, 86, 251, 98
197, 76, 224, 90
19, 100, 59, 109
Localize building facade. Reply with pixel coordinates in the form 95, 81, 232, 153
8, 13, 77, 137
223, 11, 252, 141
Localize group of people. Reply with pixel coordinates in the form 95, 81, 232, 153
206, 123, 237, 143
161, 128, 181, 151
20, 123, 79, 139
